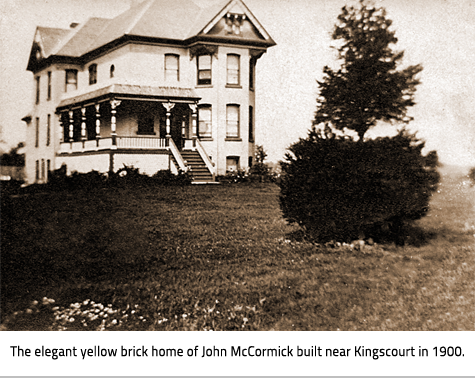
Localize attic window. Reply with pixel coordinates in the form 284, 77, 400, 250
110, 65, 115, 78
89, 64, 97, 85
225, 13, 245, 35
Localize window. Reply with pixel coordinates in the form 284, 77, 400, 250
198, 104, 212, 138
227, 54, 240, 85
248, 156, 253, 168
89, 64, 97, 85
249, 57, 256, 90
137, 115, 155, 135
47, 159, 51, 178
197, 55, 211, 85
226, 104, 240, 138
165, 54, 179, 81
47, 71, 52, 100
110, 65, 115, 78
248, 105, 254, 142
41, 159, 45, 180
65, 69, 77, 92
35, 76, 40, 104
35, 160, 39, 181
35, 117, 39, 147
46, 114, 51, 146
226, 156, 240, 172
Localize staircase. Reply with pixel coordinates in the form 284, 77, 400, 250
180, 150, 214, 183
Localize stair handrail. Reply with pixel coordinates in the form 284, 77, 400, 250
195, 138, 215, 177
168, 138, 187, 172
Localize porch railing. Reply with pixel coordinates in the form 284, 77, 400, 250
59, 136, 168, 153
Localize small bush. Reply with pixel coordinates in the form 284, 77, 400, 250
279, 128, 440, 244
468, 167, 475, 186
152, 169, 192, 186
216, 169, 249, 184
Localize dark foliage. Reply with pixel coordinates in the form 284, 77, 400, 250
469, 167, 475, 186
313, 1, 423, 140
0, 143, 25, 167
279, 129, 440, 243
45, 165, 192, 190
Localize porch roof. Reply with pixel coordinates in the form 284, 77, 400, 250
56, 84, 200, 111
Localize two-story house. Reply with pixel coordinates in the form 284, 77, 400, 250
23, 0, 275, 184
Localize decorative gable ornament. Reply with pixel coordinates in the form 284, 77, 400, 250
189, 44, 219, 60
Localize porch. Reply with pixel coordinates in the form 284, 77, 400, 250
55, 84, 215, 182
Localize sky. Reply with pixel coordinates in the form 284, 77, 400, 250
0, 0, 474, 167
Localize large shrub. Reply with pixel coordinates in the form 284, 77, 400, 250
279, 128, 440, 243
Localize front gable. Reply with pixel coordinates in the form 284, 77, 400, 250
27, 27, 70, 72
199, 0, 275, 45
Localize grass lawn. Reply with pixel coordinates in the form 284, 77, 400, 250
1, 165, 474, 330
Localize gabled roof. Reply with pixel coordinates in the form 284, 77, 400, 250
55, 18, 111, 57
27, 0, 275, 72
36, 27, 70, 57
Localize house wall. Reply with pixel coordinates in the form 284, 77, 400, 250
193, 45, 255, 175
113, 152, 169, 175
56, 152, 110, 175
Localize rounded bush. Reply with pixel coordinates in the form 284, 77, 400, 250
279, 129, 440, 243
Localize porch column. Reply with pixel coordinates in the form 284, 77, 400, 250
68, 110, 74, 142
95, 103, 101, 139
110, 99, 121, 146
162, 102, 175, 138
189, 103, 198, 138
81, 107, 87, 142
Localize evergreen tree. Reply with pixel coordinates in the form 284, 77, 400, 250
313, 0, 423, 140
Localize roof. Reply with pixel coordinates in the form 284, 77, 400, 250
28, 0, 275, 71
36, 27, 70, 57
56, 84, 201, 110
55, 18, 111, 57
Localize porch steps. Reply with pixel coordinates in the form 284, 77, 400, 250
180, 150, 214, 183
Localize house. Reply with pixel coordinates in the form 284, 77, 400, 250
23, 0, 275, 184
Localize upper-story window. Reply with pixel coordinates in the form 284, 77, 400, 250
46, 114, 51, 146
248, 105, 254, 143
110, 65, 115, 78
35, 76, 40, 104
47, 71, 52, 100
226, 104, 240, 138
198, 104, 212, 138
227, 54, 240, 85
197, 55, 211, 85
35, 117, 39, 147
89, 64, 97, 85
165, 54, 179, 82
249, 57, 256, 90
65, 69, 77, 92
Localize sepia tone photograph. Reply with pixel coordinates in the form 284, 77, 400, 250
1, 0, 474, 332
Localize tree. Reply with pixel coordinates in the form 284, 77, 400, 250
279, 1, 439, 244
313, 0, 423, 140
250, 145, 275, 182
0, 142, 25, 167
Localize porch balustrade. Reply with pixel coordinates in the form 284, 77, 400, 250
59, 136, 168, 153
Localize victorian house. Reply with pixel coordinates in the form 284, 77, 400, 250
23, 0, 275, 184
